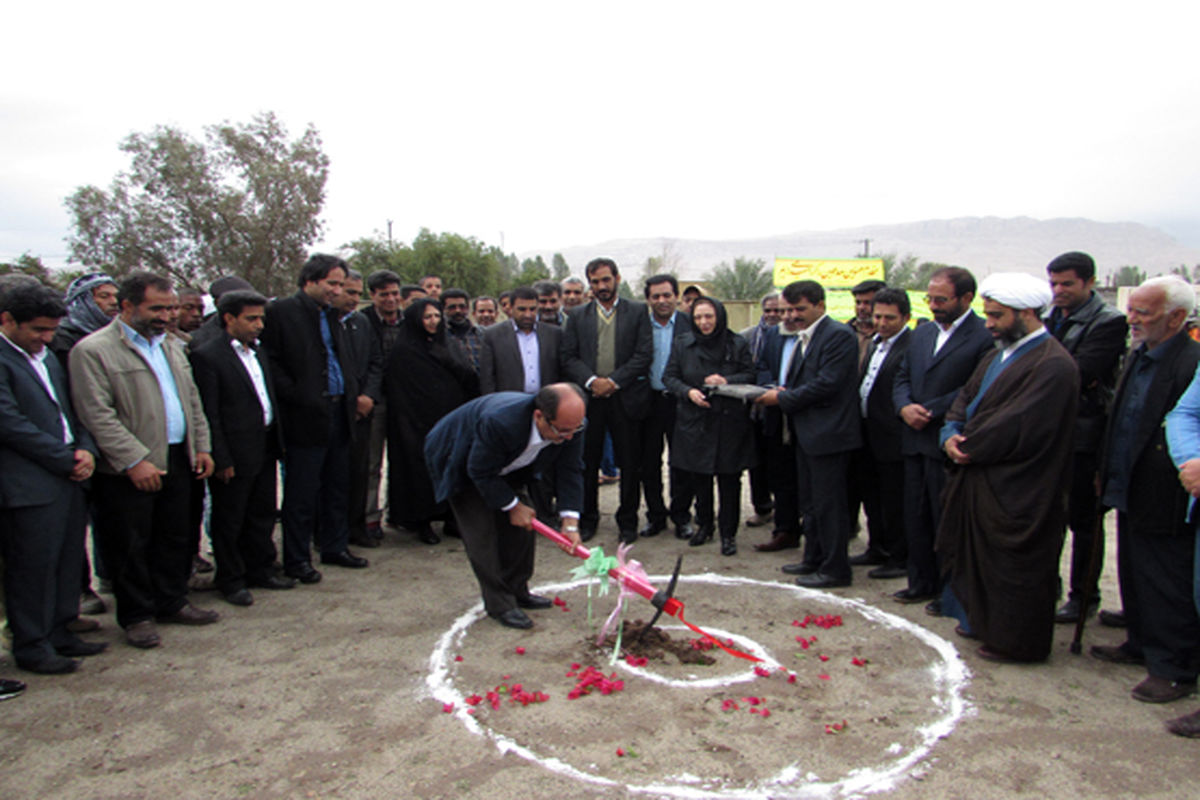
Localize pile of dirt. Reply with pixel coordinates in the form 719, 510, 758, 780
592, 619, 717, 665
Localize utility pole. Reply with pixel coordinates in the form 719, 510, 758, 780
857, 238, 872, 258
386, 219, 393, 246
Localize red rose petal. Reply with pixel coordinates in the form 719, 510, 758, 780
442, 702, 454, 713
818, 673, 831, 680
787, 673, 797, 684
454, 655, 463, 662
515, 647, 526, 655
616, 748, 625, 757
818, 654, 829, 662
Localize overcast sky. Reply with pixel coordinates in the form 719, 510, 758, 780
4, 1, 1198, 269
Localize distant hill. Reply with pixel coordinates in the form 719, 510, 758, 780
527, 217, 1200, 283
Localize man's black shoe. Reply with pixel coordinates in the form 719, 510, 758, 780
867, 565, 908, 579
18, 655, 80, 675
892, 587, 936, 604
849, 550, 886, 567
222, 589, 254, 607
1099, 609, 1127, 628
349, 531, 381, 549
795, 573, 851, 589
639, 522, 666, 538
924, 599, 944, 617
56, 640, 108, 657
1054, 597, 1099, 624
247, 574, 297, 590
781, 562, 818, 576
284, 564, 323, 584
0, 678, 25, 701
321, 551, 369, 569
688, 526, 713, 546
414, 525, 441, 545
517, 594, 553, 610
492, 608, 533, 629
674, 523, 696, 540
618, 529, 638, 545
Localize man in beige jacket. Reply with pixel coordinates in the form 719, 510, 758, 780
70, 272, 216, 649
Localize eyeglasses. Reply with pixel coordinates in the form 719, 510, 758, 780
548, 419, 585, 437
925, 294, 955, 306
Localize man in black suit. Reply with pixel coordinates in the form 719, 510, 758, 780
362, 270, 403, 539
1043, 252, 1129, 623
1096, 277, 1200, 704
639, 274, 694, 539
561, 258, 653, 543
260, 254, 368, 584
853, 288, 912, 579
424, 385, 585, 629
756, 280, 862, 588
891, 266, 993, 607
0, 282, 107, 674
479, 286, 561, 394
534, 280, 565, 326
190, 290, 296, 606
335, 271, 384, 550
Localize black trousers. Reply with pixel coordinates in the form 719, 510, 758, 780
687, 471, 742, 539
1, 480, 87, 664
208, 435, 279, 593
93, 444, 195, 627
747, 421, 773, 516
450, 482, 537, 617
860, 446, 906, 566
1117, 512, 1200, 683
348, 414, 372, 539
795, 448, 852, 582
641, 392, 691, 528
282, 399, 350, 569
581, 395, 642, 533
1063, 450, 1104, 603
903, 453, 947, 596
763, 427, 801, 536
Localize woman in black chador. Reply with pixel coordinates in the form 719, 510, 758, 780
663, 296, 756, 555
385, 297, 478, 543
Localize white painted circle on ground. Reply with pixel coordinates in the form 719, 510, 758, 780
426, 573, 971, 799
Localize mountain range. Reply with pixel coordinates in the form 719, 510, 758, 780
529, 217, 1200, 283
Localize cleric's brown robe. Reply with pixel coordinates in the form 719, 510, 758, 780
935, 335, 1079, 661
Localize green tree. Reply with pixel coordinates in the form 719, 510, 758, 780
705, 257, 774, 301
0, 253, 58, 289
345, 228, 511, 298
64, 112, 328, 297
551, 252, 570, 280
1108, 265, 1147, 288
514, 255, 550, 287
882, 252, 923, 289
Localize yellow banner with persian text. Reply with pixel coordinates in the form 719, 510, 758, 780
773, 258, 884, 289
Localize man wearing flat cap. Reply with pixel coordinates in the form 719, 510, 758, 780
935, 273, 1079, 663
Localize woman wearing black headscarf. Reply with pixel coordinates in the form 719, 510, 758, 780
385, 298, 478, 543
663, 296, 757, 555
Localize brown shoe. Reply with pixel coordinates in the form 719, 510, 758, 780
1166, 709, 1200, 738
977, 645, 1021, 663
1132, 676, 1197, 704
158, 603, 220, 626
126, 620, 161, 649
754, 532, 800, 552
1090, 643, 1144, 665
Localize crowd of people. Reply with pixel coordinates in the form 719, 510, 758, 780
2, 251, 1200, 740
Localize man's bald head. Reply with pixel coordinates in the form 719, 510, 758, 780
534, 383, 587, 443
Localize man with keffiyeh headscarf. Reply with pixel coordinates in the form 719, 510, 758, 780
49, 273, 119, 373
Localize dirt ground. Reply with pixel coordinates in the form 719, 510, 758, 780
3, 482, 1199, 800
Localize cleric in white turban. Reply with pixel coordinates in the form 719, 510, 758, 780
934, 268, 1080, 664
979, 273, 1056, 314
979, 272, 1054, 312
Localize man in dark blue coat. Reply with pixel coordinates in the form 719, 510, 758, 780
891, 267, 993, 608
757, 280, 862, 588
0, 282, 106, 674
425, 384, 586, 629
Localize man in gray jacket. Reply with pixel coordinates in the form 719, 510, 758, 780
70, 271, 216, 650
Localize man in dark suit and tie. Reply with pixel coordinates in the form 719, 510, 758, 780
561, 258, 654, 543
0, 282, 107, 674
891, 266, 994, 607
424, 384, 585, 629
479, 286, 561, 394
189, 290, 295, 606
853, 288, 912, 579
756, 280, 862, 588
260, 254, 368, 584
